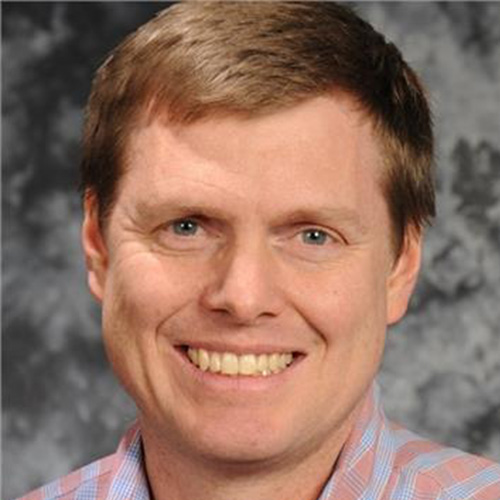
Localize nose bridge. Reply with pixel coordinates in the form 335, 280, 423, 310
201, 231, 284, 323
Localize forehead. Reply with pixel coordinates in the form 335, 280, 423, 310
120, 95, 385, 222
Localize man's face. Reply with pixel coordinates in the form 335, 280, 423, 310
84, 95, 420, 468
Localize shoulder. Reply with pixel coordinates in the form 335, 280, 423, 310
16, 454, 116, 500
389, 424, 500, 500
15, 424, 143, 500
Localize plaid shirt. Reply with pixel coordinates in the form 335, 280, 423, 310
19, 384, 500, 500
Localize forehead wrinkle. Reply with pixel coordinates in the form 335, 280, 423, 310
123, 168, 248, 209
158, 174, 248, 200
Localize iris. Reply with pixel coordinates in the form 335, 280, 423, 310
173, 219, 198, 236
302, 229, 328, 245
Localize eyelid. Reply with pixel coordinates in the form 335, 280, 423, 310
162, 215, 207, 231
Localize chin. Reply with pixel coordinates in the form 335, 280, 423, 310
185, 409, 314, 467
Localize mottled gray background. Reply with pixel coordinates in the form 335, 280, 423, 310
2, 3, 500, 499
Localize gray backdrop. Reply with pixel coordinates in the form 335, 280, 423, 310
2, 3, 500, 499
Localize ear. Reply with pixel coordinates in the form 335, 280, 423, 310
386, 227, 423, 325
81, 192, 108, 302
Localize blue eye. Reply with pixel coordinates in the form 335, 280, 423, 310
301, 229, 329, 245
172, 219, 199, 236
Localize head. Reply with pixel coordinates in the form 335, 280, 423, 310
81, 2, 434, 477
81, 2, 434, 255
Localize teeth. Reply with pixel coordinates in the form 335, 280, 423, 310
272, 353, 285, 373
239, 354, 257, 375
221, 353, 239, 375
186, 348, 294, 376
209, 352, 221, 373
256, 354, 270, 376
199, 349, 210, 372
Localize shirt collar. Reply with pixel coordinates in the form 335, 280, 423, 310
318, 383, 396, 499
106, 424, 151, 500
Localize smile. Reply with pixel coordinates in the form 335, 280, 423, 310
185, 347, 294, 377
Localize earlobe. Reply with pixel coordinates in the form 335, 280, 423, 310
81, 192, 108, 302
386, 228, 423, 325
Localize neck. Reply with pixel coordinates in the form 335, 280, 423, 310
140, 410, 359, 500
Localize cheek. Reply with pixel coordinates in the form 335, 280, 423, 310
104, 255, 200, 328
100, 255, 202, 384
288, 259, 389, 356
280, 259, 389, 433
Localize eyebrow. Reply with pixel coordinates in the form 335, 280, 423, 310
269, 207, 369, 235
133, 197, 233, 222
133, 197, 368, 234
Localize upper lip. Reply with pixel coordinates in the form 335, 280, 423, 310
176, 342, 304, 356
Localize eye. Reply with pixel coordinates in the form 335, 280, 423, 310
172, 218, 199, 236
278, 225, 342, 263
155, 217, 212, 252
301, 228, 330, 245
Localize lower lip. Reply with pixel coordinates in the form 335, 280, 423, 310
173, 347, 304, 392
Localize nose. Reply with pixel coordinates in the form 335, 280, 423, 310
200, 238, 285, 325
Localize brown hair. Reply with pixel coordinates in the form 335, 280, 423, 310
81, 2, 435, 253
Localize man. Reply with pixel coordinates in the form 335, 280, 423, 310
19, 3, 500, 500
